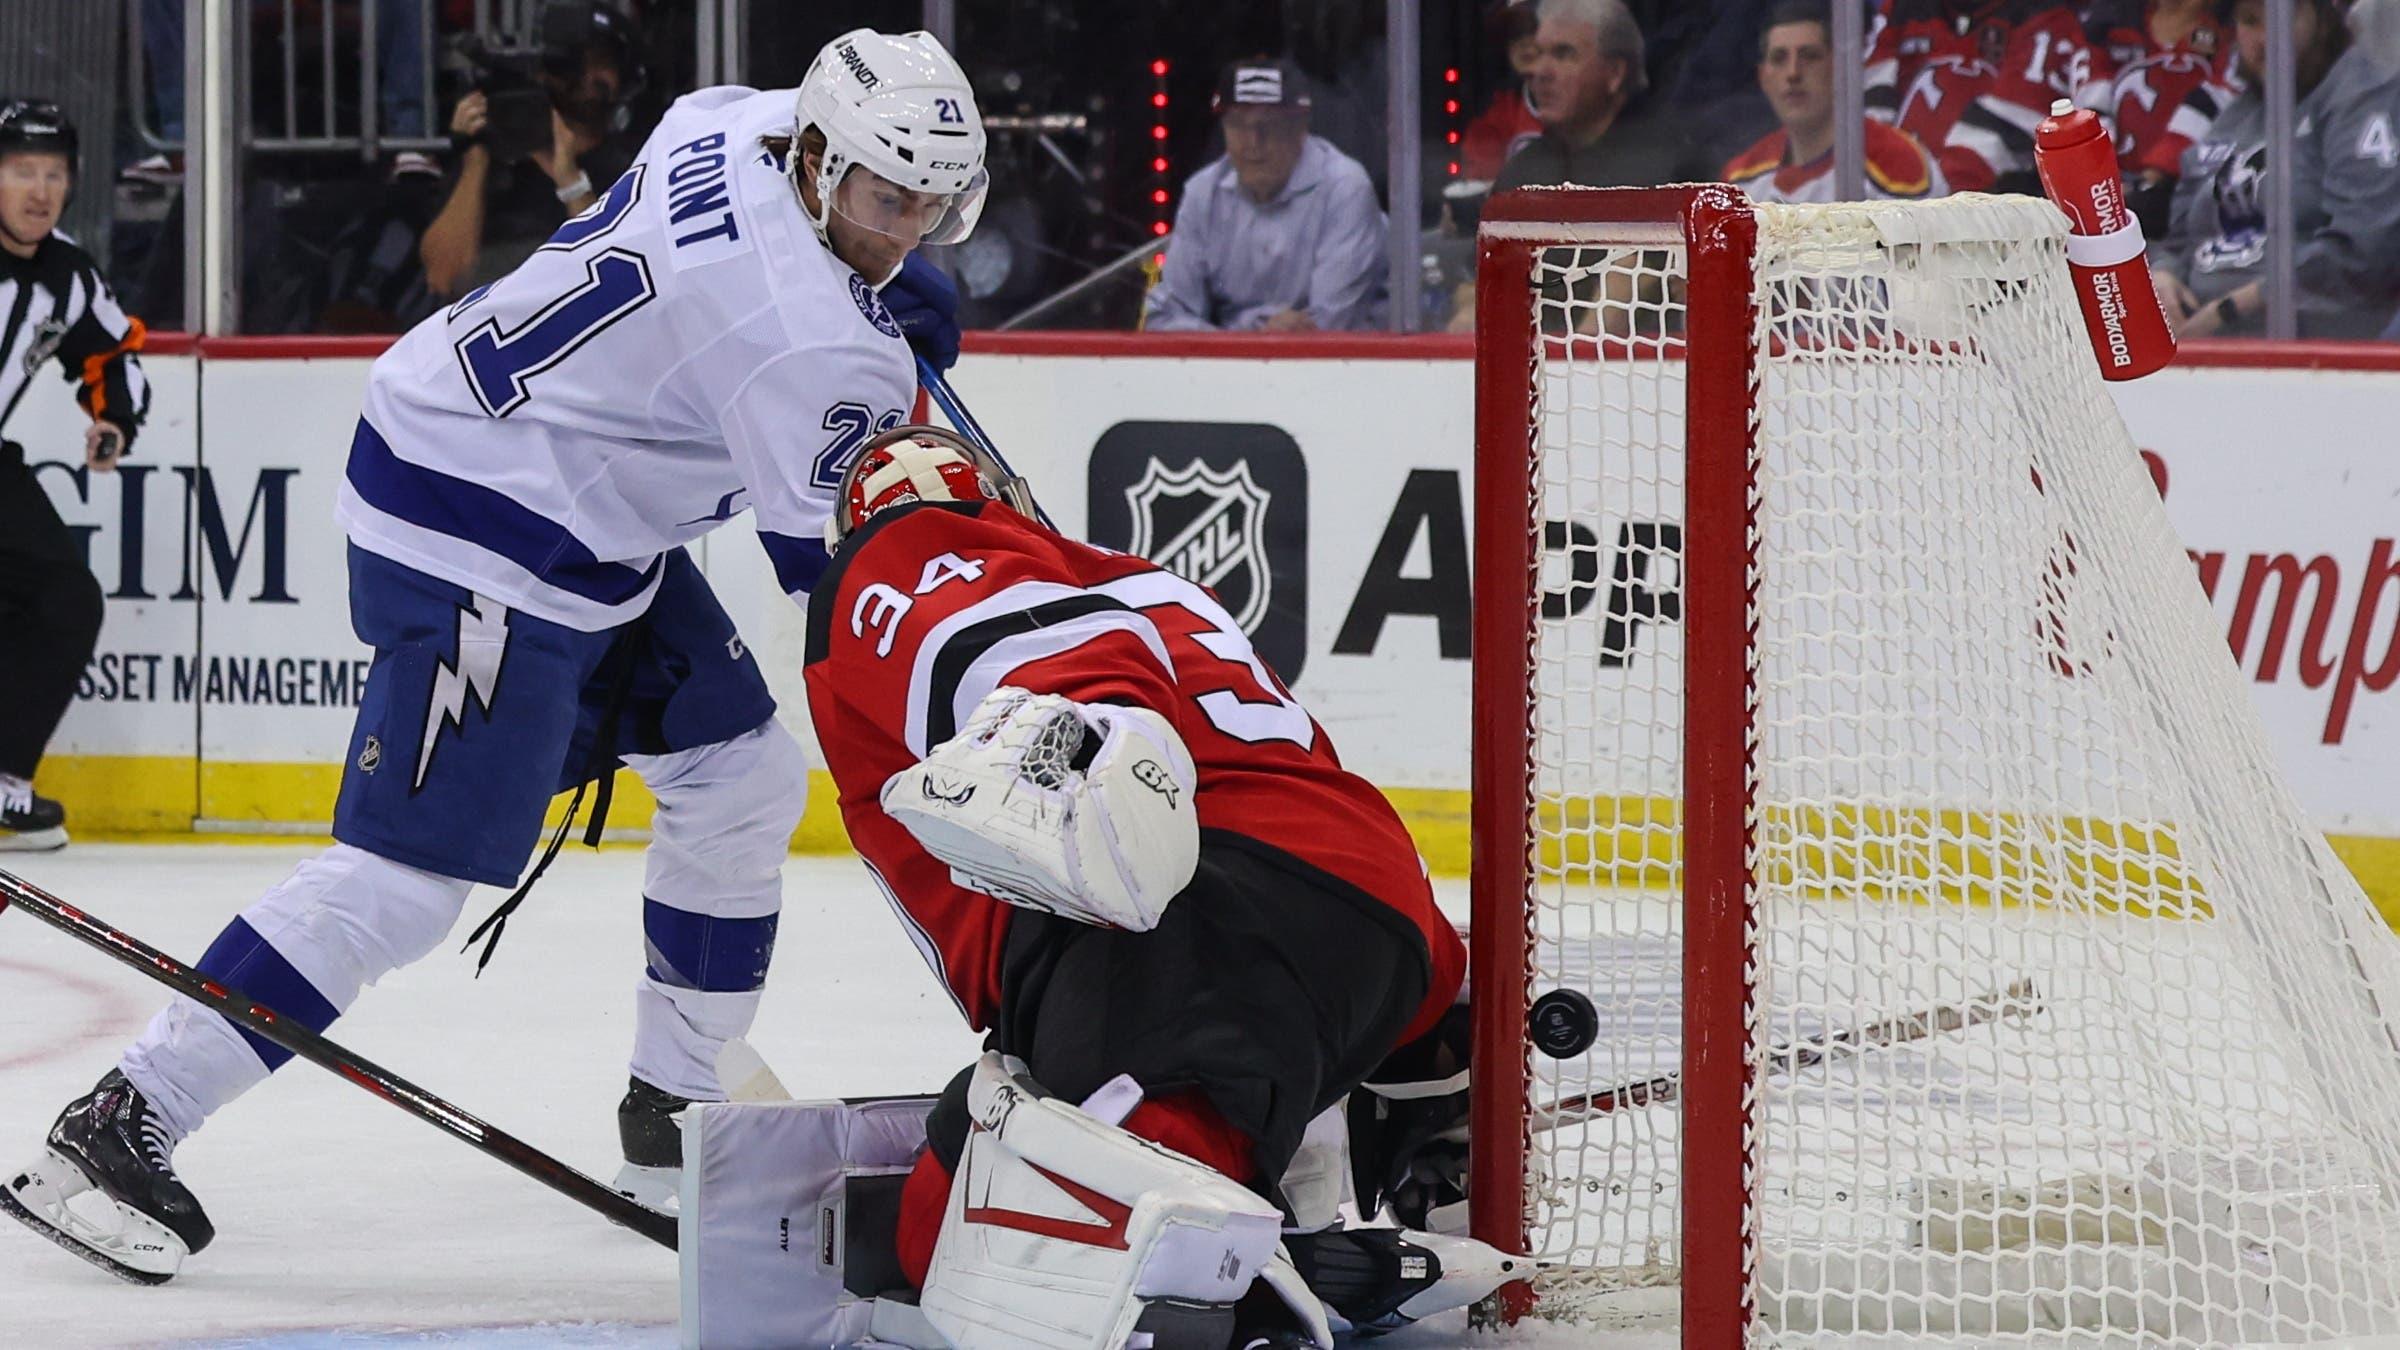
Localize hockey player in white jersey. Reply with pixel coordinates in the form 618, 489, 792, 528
1, 30, 984, 1285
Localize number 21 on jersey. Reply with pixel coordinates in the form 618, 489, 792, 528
451, 166, 657, 417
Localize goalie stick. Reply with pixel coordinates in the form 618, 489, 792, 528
1538, 977, 2041, 1127
0, 867, 676, 1250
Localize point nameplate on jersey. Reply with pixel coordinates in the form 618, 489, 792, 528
665, 131, 749, 268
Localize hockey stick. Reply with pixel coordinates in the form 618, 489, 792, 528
914, 353, 1059, 530
1537, 977, 2041, 1126
0, 868, 677, 1251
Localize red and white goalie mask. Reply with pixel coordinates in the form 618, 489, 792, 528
827, 425, 1039, 547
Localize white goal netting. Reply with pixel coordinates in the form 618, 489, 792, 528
1493, 192, 2400, 1345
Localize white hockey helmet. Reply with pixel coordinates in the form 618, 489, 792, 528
791, 30, 988, 254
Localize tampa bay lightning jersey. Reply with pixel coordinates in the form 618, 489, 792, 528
336, 85, 915, 631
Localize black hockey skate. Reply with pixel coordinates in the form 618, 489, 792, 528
0, 789, 67, 852
612, 1075, 692, 1214
0, 1070, 213, 1284
1282, 1226, 1522, 1335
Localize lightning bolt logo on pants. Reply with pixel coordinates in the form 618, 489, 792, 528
415, 594, 511, 790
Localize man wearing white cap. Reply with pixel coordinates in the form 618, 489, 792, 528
1144, 57, 1389, 332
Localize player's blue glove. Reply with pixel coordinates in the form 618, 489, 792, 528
883, 253, 962, 372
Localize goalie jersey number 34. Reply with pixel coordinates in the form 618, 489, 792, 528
802, 499, 1462, 1033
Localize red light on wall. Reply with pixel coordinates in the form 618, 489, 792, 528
1446, 130, 1460, 144
1444, 99, 1459, 114
1447, 161, 1460, 175
1149, 58, 1173, 238
1444, 67, 1460, 82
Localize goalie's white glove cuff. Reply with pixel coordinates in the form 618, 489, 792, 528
883, 687, 1199, 931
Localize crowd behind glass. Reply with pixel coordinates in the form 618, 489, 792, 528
21, 0, 2399, 340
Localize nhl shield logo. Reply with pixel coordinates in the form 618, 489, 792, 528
1122, 459, 1274, 635
1088, 421, 1309, 682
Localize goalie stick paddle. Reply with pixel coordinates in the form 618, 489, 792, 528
1537, 977, 2042, 1127
0, 868, 677, 1251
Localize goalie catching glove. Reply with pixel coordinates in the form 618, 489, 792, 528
882, 686, 1199, 930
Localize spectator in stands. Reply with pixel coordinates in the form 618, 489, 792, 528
1450, 0, 1705, 334
2088, 0, 2237, 234
1864, 1, 2106, 194
1721, 0, 1946, 204
1142, 58, 1389, 332
420, 0, 649, 301
134, 0, 435, 179
1643, 0, 1782, 165
1460, 2, 1545, 185
2152, 0, 2400, 339
1491, 0, 1710, 196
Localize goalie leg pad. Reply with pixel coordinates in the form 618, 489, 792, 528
678, 1093, 935, 1349
919, 1052, 1283, 1350
882, 688, 1197, 931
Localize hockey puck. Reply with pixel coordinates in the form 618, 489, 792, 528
1529, 988, 1600, 1059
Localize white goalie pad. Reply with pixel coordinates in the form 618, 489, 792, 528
920, 1052, 1284, 1349
882, 687, 1198, 931
678, 1095, 934, 1350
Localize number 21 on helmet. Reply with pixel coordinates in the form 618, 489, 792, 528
789, 31, 989, 268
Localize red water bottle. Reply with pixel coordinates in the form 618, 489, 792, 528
2034, 99, 2177, 381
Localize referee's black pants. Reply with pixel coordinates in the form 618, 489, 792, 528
0, 442, 103, 780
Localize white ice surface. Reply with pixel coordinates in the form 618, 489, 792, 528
0, 844, 1630, 1349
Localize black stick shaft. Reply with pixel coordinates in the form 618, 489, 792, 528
1539, 978, 2039, 1127
0, 868, 676, 1250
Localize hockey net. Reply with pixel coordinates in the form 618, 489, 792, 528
1467, 186, 2400, 1346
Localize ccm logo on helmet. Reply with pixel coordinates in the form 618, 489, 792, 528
929, 159, 971, 171
838, 42, 881, 90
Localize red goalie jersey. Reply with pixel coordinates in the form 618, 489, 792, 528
803, 498, 1464, 1039
1865, 0, 2111, 192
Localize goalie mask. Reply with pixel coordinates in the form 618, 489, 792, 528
828, 425, 1040, 547
789, 30, 988, 281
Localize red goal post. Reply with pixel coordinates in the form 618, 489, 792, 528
1465, 183, 2400, 1346
1469, 184, 1759, 1340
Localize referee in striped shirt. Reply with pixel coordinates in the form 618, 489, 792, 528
0, 99, 149, 851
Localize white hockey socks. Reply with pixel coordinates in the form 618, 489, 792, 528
919, 1052, 1282, 1350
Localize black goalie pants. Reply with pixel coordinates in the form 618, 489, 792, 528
0, 445, 104, 779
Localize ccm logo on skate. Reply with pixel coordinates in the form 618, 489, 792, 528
1132, 759, 1178, 807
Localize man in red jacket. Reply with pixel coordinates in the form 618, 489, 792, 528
802, 426, 1476, 1348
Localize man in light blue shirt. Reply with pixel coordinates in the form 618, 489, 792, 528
1144, 59, 1390, 332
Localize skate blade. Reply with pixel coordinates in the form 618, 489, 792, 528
1, 1149, 184, 1284
612, 1160, 680, 1217
0, 826, 68, 853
